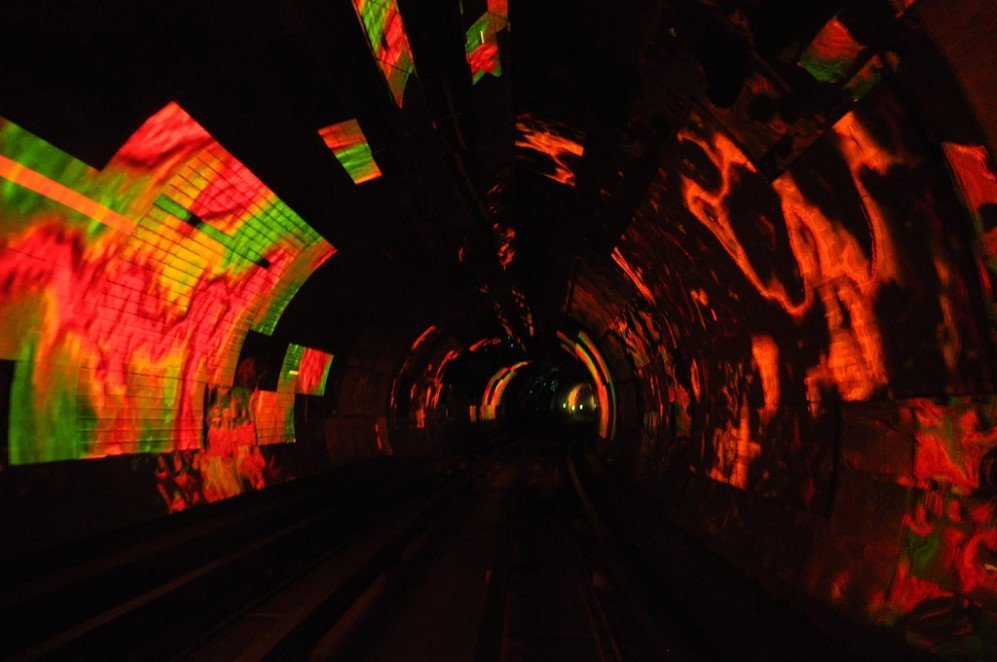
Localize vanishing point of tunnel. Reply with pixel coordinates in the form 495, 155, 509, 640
0, 1, 995, 660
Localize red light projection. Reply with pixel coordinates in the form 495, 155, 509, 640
904, 398, 997, 493
295, 346, 334, 396
751, 335, 779, 423
465, 2, 508, 84
410, 325, 438, 352
868, 397, 997, 651
318, 119, 382, 184
679, 107, 906, 403
611, 247, 656, 306
943, 142, 997, 316
351, 0, 416, 107
0, 104, 333, 475
515, 115, 585, 186
798, 16, 864, 84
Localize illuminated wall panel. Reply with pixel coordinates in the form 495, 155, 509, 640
351, 0, 416, 107
465, 5, 508, 84
297, 347, 334, 396
798, 16, 864, 84
280, 342, 334, 396
318, 120, 382, 184
0, 103, 334, 464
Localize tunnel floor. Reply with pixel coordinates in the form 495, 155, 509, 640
3, 433, 934, 661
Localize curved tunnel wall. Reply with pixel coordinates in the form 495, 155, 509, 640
559, 2, 997, 650
0, 0, 994, 654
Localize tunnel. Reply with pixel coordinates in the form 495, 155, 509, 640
0, 0, 995, 659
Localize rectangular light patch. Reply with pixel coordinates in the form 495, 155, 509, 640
319, 120, 382, 184
351, 0, 416, 107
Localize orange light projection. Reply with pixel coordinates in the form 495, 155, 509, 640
515, 115, 585, 186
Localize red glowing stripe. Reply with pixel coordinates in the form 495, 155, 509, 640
751, 335, 779, 423
480, 360, 530, 420
468, 337, 501, 352
611, 247, 656, 306
410, 324, 437, 352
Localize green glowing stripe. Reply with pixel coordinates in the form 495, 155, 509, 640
153, 195, 270, 268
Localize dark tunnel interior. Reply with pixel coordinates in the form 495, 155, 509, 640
0, 0, 995, 659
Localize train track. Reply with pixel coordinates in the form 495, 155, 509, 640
4, 434, 711, 661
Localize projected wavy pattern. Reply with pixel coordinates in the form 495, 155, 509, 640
591, 85, 995, 646
0, 103, 334, 464
351, 0, 416, 107
319, 120, 382, 184
601, 89, 992, 508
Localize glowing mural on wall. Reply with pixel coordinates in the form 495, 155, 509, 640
318, 120, 382, 184
0, 103, 334, 465
595, 80, 995, 651
351, 0, 416, 107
